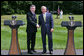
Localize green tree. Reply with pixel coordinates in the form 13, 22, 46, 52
1, 1, 83, 15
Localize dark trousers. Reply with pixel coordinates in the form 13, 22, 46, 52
27, 32, 36, 52
41, 25, 53, 52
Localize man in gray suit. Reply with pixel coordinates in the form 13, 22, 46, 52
38, 6, 54, 54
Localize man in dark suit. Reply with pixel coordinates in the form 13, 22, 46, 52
38, 6, 54, 54
26, 5, 39, 54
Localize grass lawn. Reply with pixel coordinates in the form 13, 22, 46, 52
1, 14, 83, 50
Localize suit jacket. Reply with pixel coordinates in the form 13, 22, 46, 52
38, 12, 54, 33
26, 11, 37, 33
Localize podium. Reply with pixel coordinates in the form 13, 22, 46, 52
61, 16, 82, 55
4, 16, 25, 55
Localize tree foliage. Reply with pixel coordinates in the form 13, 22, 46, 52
1, 1, 83, 15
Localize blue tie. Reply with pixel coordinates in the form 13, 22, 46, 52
33, 14, 36, 19
33, 14, 35, 17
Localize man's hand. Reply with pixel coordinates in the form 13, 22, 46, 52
36, 24, 40, 28
50, 28, 54, 32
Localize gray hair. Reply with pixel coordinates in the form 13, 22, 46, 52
30, 5, 36, 9
41, 6, 47, 9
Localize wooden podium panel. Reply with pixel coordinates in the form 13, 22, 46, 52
9, 29, 21, 55
64, 30, 76, 55
4, 18, 25, 55
61, 20, 82, 55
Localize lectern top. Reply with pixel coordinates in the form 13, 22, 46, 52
61, 21, 82, 27
4, 20, 25, 26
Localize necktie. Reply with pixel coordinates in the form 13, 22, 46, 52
43, 14, 46, 22
33, 14, 35, 17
